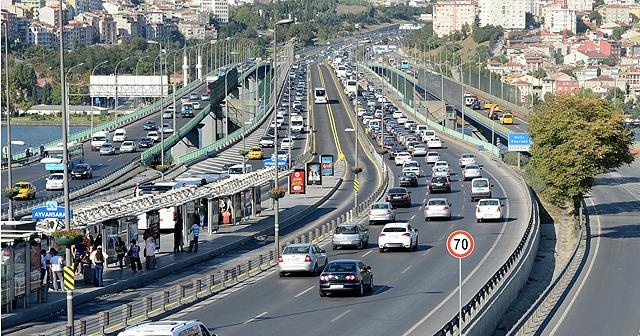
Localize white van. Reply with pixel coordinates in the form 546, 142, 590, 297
228, 163, 252, 174
290, 119, 304, 132
470, 178, 493, 201
415, 125, 429, 136
368, 118, 381, 130
118, 320, 216, 336
421, 130, 436, 143
90, 131, 110, 151
112, 128, 127, 142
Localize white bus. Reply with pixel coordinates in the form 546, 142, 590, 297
345, 80, 358, 96
314, 87, 328, 104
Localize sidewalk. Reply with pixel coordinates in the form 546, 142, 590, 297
1, 166, 343, 331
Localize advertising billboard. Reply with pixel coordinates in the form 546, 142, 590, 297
289, 169, 306, 194
320, 154, 334, 176
306, 162, 322, 186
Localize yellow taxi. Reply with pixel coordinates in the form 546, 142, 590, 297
14, 182, 36, 200
501, 113, 513, 124
247, 147, 264, 160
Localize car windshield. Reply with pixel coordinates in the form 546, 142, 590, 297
370, 203, 389, 210
463, 154, 475, 159
15, 183, 30, 188
474, 180, 489, 188
335, 226, 358, 234
479, 199, 499, 206
283, 245, 310, 254
404, 162, 419, 168
383, 227, 407, 233
429, 199, 447, 206
325, 262, 356, 272
74, 164, 88, 170
434, 167, 447, 172
50, 175, 63, 180
402, 172, 416, 177
428, 153, 439, 157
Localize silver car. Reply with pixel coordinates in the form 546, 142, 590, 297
368, 202, 396, 225
424, 198, 452, 221
278, 243, 328, 277
332, 224, 369, 250
462, 164, 482, 180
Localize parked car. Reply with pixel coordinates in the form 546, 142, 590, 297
378, 222, 419, 252
368, 202, 395, 225
332, 224, 369, 250
71, 164, 93, 179
278, 243, 328, 277
424, 198, 451, 221
385, 187, 411, 208
319, 259, 373, 297
475, 198, 503, 222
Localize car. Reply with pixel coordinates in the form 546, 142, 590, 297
259, 136, 274, 148
462, 164, 482, 180
429, 176, 451, 193
143, 121, 157, 130
399, 172, 419, 187
426, 151, 440, 164
402, 160, 421, 177
71, 164, 93, 179
427, 137, 443, 148
161, 124, 174, 133
247, 147, 263, 160
424, 198, 452, 221
117, 320, 217, 336
112, 128, 127, 142
13, 182, 36, 200
181, 108, 194, 118
189, 92, 199, 100
147, 131, 160, 142
278, 243, 328, 276
119, 141, 136, 153
193, 102, 201, 109
412, 144, 428, 156
200, 93, 209, 100
180, 96, 190, 103
392, 111, 404, 119
475, 198, 503, 222
434, 160, 450, 172
99, 143, 116, 155
368, 202, 395, 224
332, 224, 369, 250
280, 138, 293, 150
162, 109, 173, 119
470, 178, 492, 201
319, 259, 373, 297
397, 116, 408, 125
276, 107, 287, 116
378, 222, 419, 252
431, 166, 450, 178
139, 137, 154, 148
459, 153, 477, 167
394, 151, 412, 166
471, 101, 483, 110
385, 187, 411, 208
45, 173, 65, 191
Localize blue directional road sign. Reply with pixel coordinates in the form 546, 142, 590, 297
263, 157, 287, 167
32, 200, 72, 220
508, 133, 531, 152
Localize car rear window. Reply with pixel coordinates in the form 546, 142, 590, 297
335, 226, 358, 234
388, 188, 406, 194
432, 177, 447, 183
428, 199, 447, 206
479, 199, 499, 206
325, 262, 357, 272
466, 165, 479, 170
383, 227, 407, 233
370, 203, 389, 210
283, 246, 310, 254
473, 179, 489, 188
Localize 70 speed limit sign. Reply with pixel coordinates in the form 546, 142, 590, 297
447, 230, 475, 259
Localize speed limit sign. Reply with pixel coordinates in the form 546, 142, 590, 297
447, 230, 474, 259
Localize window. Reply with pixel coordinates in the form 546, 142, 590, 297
326, 262, 356, 272
200, 325, 212, 336
283, 245, 310, 254
335, 226, 358, 234
383, 227, 407, 233
177, 326, 200, 336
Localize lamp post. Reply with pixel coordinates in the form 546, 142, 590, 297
114, 56, 131, 120
147, 40, 165, 172
3, 21, 14, 221
344, 128, 358, 209
273, 17, 293, 260
65, 62, 85, 136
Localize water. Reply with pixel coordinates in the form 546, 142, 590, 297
1, 125, 87, 153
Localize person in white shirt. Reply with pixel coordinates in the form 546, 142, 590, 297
49, 250, 64, 291
145, 236, 156, 270
90, 246, 108, 286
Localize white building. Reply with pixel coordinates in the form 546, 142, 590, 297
433, 0, 476, 37
478, 0, 527, 30
566, 0, 593, 12
200, 0, 228, 23
543, 5, 577, 33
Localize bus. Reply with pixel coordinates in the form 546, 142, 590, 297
345, 80, 358, 97
401, 60, 409, 69
314, 87, 328, 104
40, 142, 85, 172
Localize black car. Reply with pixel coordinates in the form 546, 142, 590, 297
429, 176, 451, 193
143, 121, 157, 130
399, 172, 419, 187
471, 101, 483, 110
138, 137, 154, 148
319, 259, 373, 297
71, 164, 93, 179
385, 187, 411, 207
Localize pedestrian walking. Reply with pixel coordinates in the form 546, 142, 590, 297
49, 250, 64, 291
81, 247, 94, 284
40, 249, 47, 285
74, 241, 87, 274
128, 240, 142, 272
115, 237, 127, 269
90, 246, 108, 287
188, 222, 201, 253
173, 216, 183, 253
39, 144, 45, 158
145, 235, 156, 270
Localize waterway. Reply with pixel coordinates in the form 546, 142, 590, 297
1, 125, 87, 153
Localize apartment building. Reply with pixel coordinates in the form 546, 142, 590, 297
543, 4, 577, 34
600, 4, 631, 25
113, 13, 146, 38
37, 2, 73, 27
178, 20, 217, 40
200, 0, 228, 22
64, 20, 95, 47
16, 0, 45, 9
68, 0, 102, 14
566, 0, 593, 12
478, 0, 527, 29
432, 0, 476, 37
26, 21, 56, 48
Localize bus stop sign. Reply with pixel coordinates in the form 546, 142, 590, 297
32, 200, 73, 220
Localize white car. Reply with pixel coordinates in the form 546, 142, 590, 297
161, 124, 174, 133
46, 173, 65, 191
402, 160, 421, 176
434, 160, 450, 172
117, 320, 215, 336
427, 137, 443, 148
180, 96, 189, 103
459, 153, 477, 167
280, 138, 293, 150
426, 151, 440, 164
412, 144, 428, 157
259, 136, 274, 148
378, 222, 419, 252
193, 102, 201, 109
397, 116, 409, 125
424, 198, 452, 221
147, 131, 160, 142
119, 141, 136, 153
394, 152, 412, 166
462, 164, 482, 180
392, 111, 404, 119
432, 166, 450, 178
278, 243, 328, 276
112, 128, 127, 142
200, 93, 209, 100
475, 198, 503, 222
421, 130, 436, 142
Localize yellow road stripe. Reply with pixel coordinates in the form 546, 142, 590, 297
317, 64, 347, 179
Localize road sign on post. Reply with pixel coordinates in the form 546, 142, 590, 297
507, 133, 531, 152
447, 230, 475, 336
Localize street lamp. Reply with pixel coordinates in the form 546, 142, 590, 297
114, 56, 131, 119
273, 17, 293, 260
65, 62, 85, 136
3, 21, 14, 221
242, 120, 252, 173
344, 128, 358, 209
147, 40, 165, 173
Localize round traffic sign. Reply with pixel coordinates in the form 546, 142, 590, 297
446, 230, 474, 259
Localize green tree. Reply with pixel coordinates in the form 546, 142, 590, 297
9, 62, 37, 103
532, 68, 547, 79
611, 26, 623, 40
461, 23, 471, 38
472, 25, 504, 43
588, 11, 602, 25
529, 94, 635, 205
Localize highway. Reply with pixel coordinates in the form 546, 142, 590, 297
538, 158, 640, 336
165, 63, 532, 335
1, 82, 212, 212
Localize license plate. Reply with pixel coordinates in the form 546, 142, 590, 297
330, 284, 344, 289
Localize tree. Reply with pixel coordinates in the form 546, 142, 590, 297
588, 11, 602, 25
532, 68, 547, 79
529, 94, 635, 205
472, 25, 504, 44
611, 26, 623, 41
9, 62, 37, 103
461, 23, 471, 38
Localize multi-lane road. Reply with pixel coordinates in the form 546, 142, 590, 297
161, 62, 531, 335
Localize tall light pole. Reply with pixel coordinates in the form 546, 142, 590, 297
65, 62, 84, 136
114, 56, 131, 120
273, 17, 293, 260
147, 40, 165, 172
345, 128, 357, 209
3, 21, 14, 220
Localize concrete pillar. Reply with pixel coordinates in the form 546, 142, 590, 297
182, 50, 189, 88
196, 52, 203, 79
200, 111, 218, 146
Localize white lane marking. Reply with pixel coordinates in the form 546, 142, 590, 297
423, 198, 427, 203
548, 196, 601, 335
243, 311, 268, 325
410, 214, 416, 220
294, 286, 315, 298
401, 265, 413, 274
362, 250, 373, 257
422, 250, 429, 256
330, 309, 352, 323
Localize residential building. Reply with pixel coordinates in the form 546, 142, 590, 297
478, 0, 527, 30
600, 4, 631, 25
98, 13, 116, 44
563, 50, 590, 65
1, 9, 18, 39
113, 13, 145, 39
37, 2, 73, 27
26, 21, 56, 48
145, 21, 176, 40
67, 0, 101, 14
63, 20, 95, 48
432, 0, 476, 37
17, 0, 45, 9
566, 0, 593, 12
543, 5, 577, 34
178, 20, 216, 40
543, 72, 580, 94
200, 0, 228, 23
584, 75, 621, 91
577, 39, 621, 59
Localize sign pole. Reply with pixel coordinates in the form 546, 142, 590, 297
446, 230, 474, 336
459, 256, 463, 336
